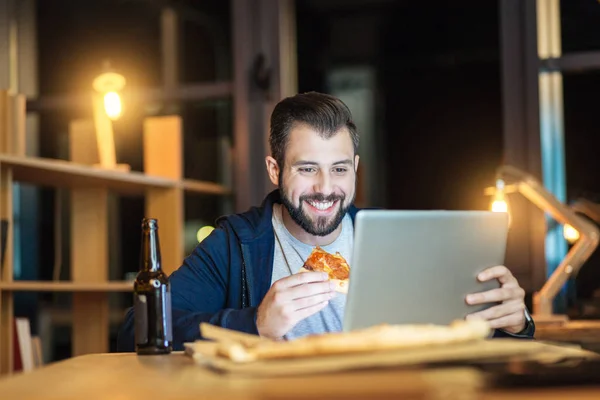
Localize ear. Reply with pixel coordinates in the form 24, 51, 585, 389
265, 156, 280, 186
354, 154, 360, 173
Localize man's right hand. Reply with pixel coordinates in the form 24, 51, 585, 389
256, 272, 336, 340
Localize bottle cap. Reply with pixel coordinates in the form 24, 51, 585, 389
142, 218, 158, 230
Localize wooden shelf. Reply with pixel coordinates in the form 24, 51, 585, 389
0, 281, 134, 292
0, 155, 230, 196
0, 155, 173, 195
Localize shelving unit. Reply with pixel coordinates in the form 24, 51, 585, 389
0, 90, 231, 374
0, 281, 133, 292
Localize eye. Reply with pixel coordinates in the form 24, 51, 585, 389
333, 167, 348, 174
298, 167, 317, 174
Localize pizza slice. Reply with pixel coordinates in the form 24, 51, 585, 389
298, 246, 350, 294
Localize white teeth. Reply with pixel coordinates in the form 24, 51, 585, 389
308, 201, 334, 210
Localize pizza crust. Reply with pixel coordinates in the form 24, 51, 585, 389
297, 267, 348, 294
215, 319, 492, 363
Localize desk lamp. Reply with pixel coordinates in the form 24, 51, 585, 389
485, 165, 600, 323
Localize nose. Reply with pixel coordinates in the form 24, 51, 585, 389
314, 170, 333, 195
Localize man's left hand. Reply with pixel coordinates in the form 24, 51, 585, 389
465, 265, 526, 334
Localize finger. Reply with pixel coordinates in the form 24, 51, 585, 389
294, 300, 329, 320
477, 265, 516, 285
467, 301, 524, 321
273, 272, 329, 290
485, 313, 526, 331
286, 280, 336, 301
466, 287, 525, 305
293, 292, 336, 311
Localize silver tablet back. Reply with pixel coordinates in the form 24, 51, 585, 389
343, 210, 508, 332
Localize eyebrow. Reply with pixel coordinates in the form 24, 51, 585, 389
332, 159, 354, 166
292, 159, 354, 167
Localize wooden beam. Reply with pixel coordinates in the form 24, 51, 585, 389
143, 116, 184, 276
0, 90, 15, 374
69, 120, 109, 356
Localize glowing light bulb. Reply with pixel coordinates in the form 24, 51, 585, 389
93, 66, 126, 120
491, 198, 508, 213
490, 179, 511, 226
563, 224, 580, 244
103, 91, 122, 120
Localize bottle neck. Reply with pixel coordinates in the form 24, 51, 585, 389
140, 226, 162, 273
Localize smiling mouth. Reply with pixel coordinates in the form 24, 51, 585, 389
305, 199, 338, 212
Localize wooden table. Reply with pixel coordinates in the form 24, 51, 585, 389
535, 320, 600, 353
0, 352, 599, 400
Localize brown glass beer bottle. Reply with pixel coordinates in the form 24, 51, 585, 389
134, 218, 172, 355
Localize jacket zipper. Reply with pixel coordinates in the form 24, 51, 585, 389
241, 256, 248, 308
240, 244, 253, 308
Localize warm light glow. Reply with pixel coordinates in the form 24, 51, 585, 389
490, 179, 511, 225
103, 91, 122, 120
93, 67, 126, 120
197, 226, 215, 243
563, 224, 580, 244
491, 199, 508, 213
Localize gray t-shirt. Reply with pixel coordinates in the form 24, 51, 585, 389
271, 203, 353, 340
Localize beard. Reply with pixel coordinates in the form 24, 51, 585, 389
279, 181, 354, 237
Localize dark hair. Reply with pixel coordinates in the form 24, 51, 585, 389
269, 91, 359, 168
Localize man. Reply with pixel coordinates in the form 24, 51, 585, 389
117, 92, 534, 351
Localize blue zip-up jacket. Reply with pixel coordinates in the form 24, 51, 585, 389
117, 190, 533, 351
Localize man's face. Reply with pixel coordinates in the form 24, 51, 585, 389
272, 125, 359, 237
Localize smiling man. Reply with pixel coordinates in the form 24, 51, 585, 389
117, 92, 534, 351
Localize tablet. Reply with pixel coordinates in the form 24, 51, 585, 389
343, 209, 508, 331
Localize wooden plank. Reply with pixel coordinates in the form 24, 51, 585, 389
0, 155, 229, 196
0, 290, 13, 375
70, 121, 109, 356
143, 115, 182, 180
146, 188, 183, 276
143, 116, 184, 275
0, 90, 10, 155
8, 94, 26, 156
71, 188, 110, 356
72, 293, 109, 356
70, 188, 108, 283
0, 91, 13, 281
0, 154, 175, 195
68, 120, 99, 165
0, 90, 15, 375
0, 281, 133, 291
